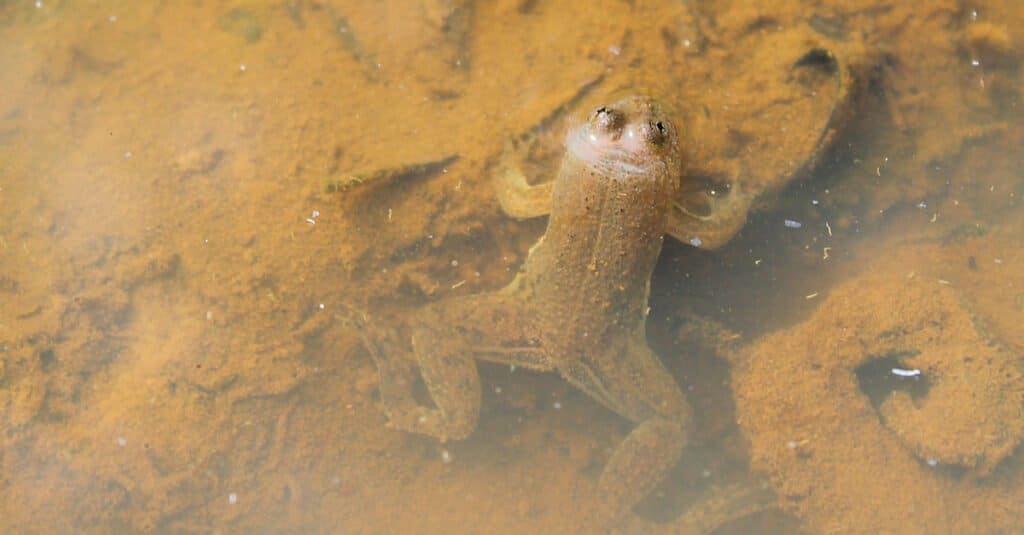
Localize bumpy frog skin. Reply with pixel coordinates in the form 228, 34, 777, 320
367, 96, 691, 523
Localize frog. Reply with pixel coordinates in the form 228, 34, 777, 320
356, 95, 696, 524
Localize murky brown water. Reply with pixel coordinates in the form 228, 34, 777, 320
1, 1, 1022, 533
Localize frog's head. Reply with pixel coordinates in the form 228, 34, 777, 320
565, 95, 681, 178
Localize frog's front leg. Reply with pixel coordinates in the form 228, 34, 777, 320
494, 140, 554, 219
666, 182, 755, 249
390, 291, 552, 442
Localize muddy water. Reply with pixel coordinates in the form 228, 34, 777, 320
1, 1, 1022, 533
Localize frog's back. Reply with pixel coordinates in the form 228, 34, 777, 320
518, 97, 681, 356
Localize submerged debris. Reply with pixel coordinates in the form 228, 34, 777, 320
324, 154, 458, 193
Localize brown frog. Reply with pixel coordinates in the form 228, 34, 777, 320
358, 96, 691, 523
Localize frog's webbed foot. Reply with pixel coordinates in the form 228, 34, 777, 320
336, 305, 420, 414
674, 310, 744, 364
667, 178, 755, 250
494, 139, 554, 219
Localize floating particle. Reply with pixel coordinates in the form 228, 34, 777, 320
553, 401, 562, 410
891, 368, 921, 378
689, 237, 703, 247
783, 219, 802, 229
116, 437, 127, 447
228, 493, 238, 505
441, 449, 452, 463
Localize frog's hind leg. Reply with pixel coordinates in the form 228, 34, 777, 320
399, 292, 551, 442
560, 336, 693, 523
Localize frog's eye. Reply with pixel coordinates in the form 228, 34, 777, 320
593, 106, 623, 132
645, 120, 668, 145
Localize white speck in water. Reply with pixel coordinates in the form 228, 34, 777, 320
916, 201, 927, 209
553, 401, 562, 410
971, 58, 980, 67
451, 259, 459, 267
682, 39, 692, 48
305, 218, 316, 225
116, 437, 127, 447
926, 459, 938, 467
35, 1, 42, 8
702, 469, 712, 478
495, 386, 502, 394
123, 151, 133, 158
784, 219, 802, 229
608, 45, 622, 56
689, 237, 703, 247
509, 364, 516, 373
108, 15, 117, 22
787, 441, 798, 449
891, 368, 922, 378
206, 310, 213, 321
318, 303, 325, 310
418, 415, 427, 424
228, 493, 238, 505
441, 449, 452, 463
811, 199, 819, 205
